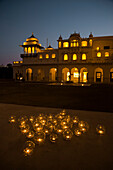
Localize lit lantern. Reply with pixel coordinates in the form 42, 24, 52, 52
47, 114, 54, 123
96, 125, 105, 135
78, 121, 89, 133
21, 125, 30, 134
48, 123, 55, 132
50, 133, 58, 143
74, 128, 82, 136
55, 113, 63, 121
63, 129, 73, 140
26, 131, 35, 139
33, 121, 43, 132
43, 127, 50, 135
72, 116, 79, 125
29, 116, 35, 123
40, 119, 46, 126
9, 116, 16, 123
55, 125, 63, 134
65, 115, 71, 123
34, 132, 45, 145
60, 109, 66, 116
23, 141, 35, 156
52, 119, 58, 126
37, 113, 45, 121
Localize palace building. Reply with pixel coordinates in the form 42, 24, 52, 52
13, 32, 113, 83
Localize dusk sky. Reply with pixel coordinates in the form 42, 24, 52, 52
0, 0, 113, 65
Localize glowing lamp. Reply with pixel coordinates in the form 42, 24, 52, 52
23, 141, 35, 156
74, 128, 82, 136
63, 129, 73, 140
96, 125, 105, 135
50, 133, 58, 143
26, 131, 34, 139
9, 116, 16, 123
34, 132, 45, 145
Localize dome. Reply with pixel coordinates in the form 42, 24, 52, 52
26, 33, 39, 42
89, 32, 93, 38
69, 32, 80, 39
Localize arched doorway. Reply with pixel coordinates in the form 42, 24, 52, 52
26, 68, 33, 81
80, 68, 88, 83
71, 68, 79, 83
49, 68, 57, 81
62, 68, 70, 82
94, 68, 103, 83
37, 69, 44, 81
110, 68, 113, 82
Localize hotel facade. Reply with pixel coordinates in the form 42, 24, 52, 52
13, 32, 113, 84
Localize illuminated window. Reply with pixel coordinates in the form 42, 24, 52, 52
82, 54, 86, 60
89, 39, 92, 46
96, 47, 100, 51
39, 55, 43, 59
97, 52, 101, 57
24, 47, 27, 53
28, 47, 31, 54
20, 61, 23, 63
105, 52, 109, 57
97, 72, 101, 78
59, 42, 61, 48
71, 40, 79, 47
81, 41, 87, 47
46, 54, 49, 59
32, 47, 35, 53
52, 54, 56, 58
64, 54, 68, 60
73, 54, 77, 60
63, 42, 69, 48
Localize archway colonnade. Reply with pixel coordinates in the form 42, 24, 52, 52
15, 67, 113, 83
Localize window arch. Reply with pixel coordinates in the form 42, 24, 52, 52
94, 68, 103, 83
82, 54, 86, 60
73, 54, 77, 60
97, 52, 101, 57
64, 54, 68, 61
26, 68, 33, 81
62, 68, 70, 81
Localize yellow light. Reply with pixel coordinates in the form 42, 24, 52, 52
63, 42, 69, 48
96, 47, 100, 51
73, 72, 79, 78
39, 55, 43, 59
64, 54, 68, 60
105, 52, 109, 57
97, 52, 101, 57
59, 42, 61, 48
28, 47, 31, 54
71, 40, 79, 47
32, 47, 34, 53
52, 54, 56, 58
46, 54, 49, 59
20, 61, 23, 63
89, 39, 92, 46
81, 41, 87, 47
73, 54, 77, 60
82, 54, 86, 60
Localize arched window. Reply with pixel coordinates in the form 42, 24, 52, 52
46, 54, 49, 59
64, 54, 68, 61
59, 42, 61, 48
82, 54, 86, 60
97, 52, 101, 57
52, 54, 56, 58
105, 52, 109, 57
63, 42, 69, 48
81, 41, 87, 47
73, 54, 77, 60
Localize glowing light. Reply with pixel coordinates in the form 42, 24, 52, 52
52, 54, 56, 58
59, 42, 61, 48
39, 55, 43, 59
82, 54, 86, 60
96, 47, 100, 51
81, 41, 87, 47
73, 54, 77, 60
89, 39, 92, 46
97, 52, 101, 57
105, 52, 109, 57
63, 42, 69, 48
96, 125, 105, 135
46, 54, 49, 59
64, 54, 68, 61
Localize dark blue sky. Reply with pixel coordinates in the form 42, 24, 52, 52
0, 0, 113, 65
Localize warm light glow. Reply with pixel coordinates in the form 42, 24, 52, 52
89, 39, 92, 46
105, 52, 109, 57
73, 72, 79, 78
73, 54, 77, 60
71, 40, 79, 47
64, 54, 68, 61
97, 52, 101, 57
39, 55, 43, 59
20, 61, 23, 63
46, 54, 49, 59
59, 42, 61, 48
52, 54, 56, 58
32, 47, 35, 53
28, 47, 31, 54
25, 47, 27, 53
63, 42, 69, 48
83, 72, 88, 82
96, 47, 100, 51
82, 54, 86, 60
81, 41, 87, 47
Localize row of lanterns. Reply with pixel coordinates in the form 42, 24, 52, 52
9, 110, 105, 156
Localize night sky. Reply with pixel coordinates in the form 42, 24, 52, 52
0, 0, 113, 65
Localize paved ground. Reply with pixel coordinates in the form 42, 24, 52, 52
0, 103, 113, 170
0, 81, 113, 112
